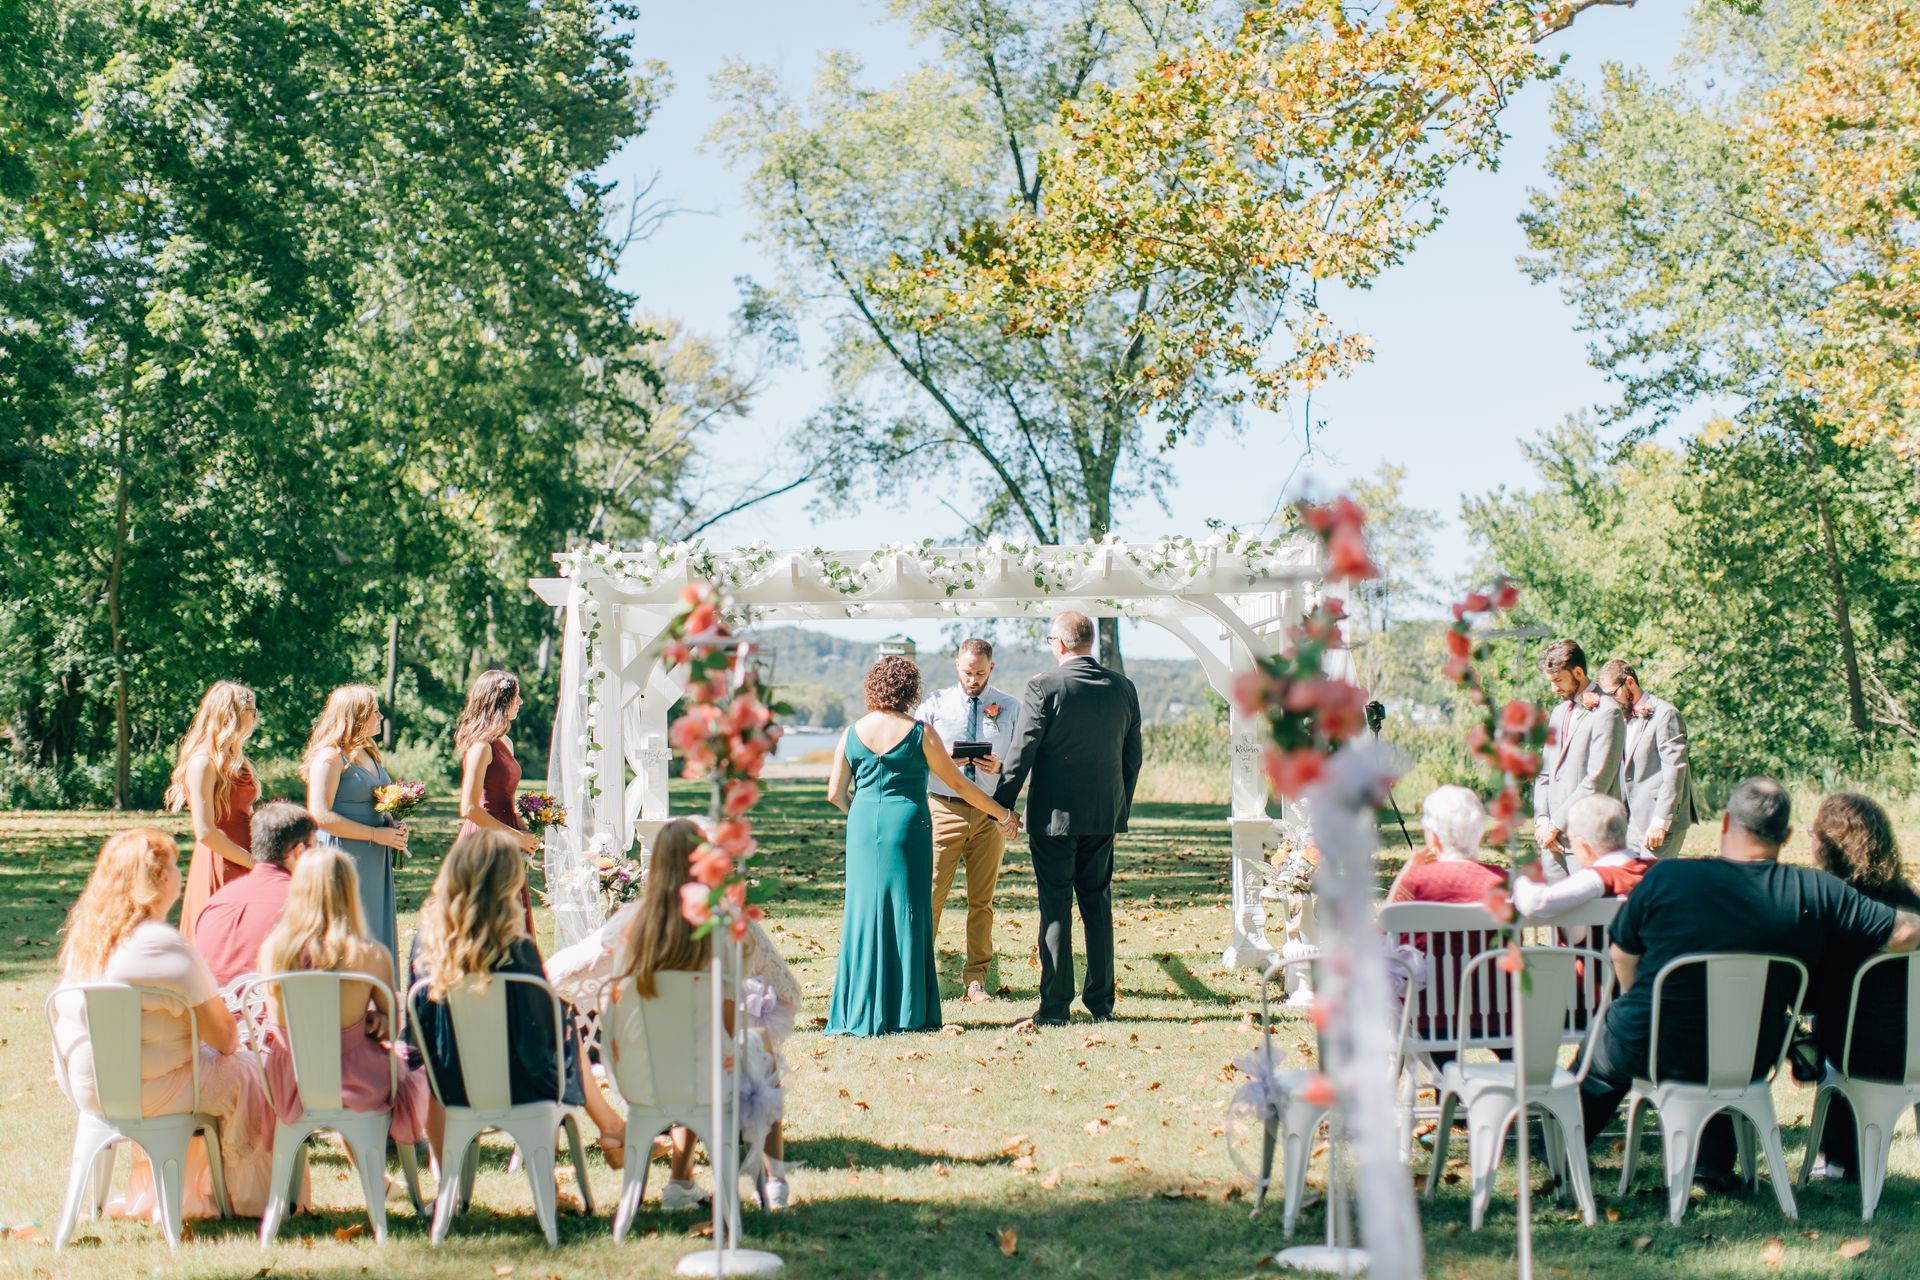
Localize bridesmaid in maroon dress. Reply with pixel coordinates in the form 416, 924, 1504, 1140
167, 681, 262, 943
454, 670, 541, 939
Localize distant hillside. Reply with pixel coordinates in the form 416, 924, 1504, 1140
749, 626, 1218, 726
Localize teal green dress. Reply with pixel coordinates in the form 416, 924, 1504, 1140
826, 723, 942, 1036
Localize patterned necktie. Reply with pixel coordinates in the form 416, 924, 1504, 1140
965, 694, 980, 781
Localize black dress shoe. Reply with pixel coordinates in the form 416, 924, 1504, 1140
1030, 1011, 1070, 1026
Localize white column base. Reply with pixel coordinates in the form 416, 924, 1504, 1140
676, 1249, 785, 1276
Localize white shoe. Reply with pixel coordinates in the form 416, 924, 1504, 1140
1810, 1157, 1848, 1182
764, 1175, 790, 1210
661, 1178, 710, 1211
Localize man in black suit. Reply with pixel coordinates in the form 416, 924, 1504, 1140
993, 611, 1144, 1025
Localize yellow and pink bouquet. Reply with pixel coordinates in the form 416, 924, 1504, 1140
372, 780, 427, 824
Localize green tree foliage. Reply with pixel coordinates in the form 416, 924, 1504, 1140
1504, 0, 1920, 778
0, 0, 664, 805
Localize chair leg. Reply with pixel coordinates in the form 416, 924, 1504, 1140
1847, 1086, 1904, 1223
1618, 1095, 1647, 1199
395, 1137, 426, 1218
147, 1133, 192, 1251
259, 1123, 309, 1247
1733, 1112, 1757, 1190
1546, 1096, 1597, 1226
341, 1120, 391, 1244
87, 1141, 117, 1220
1660, 1108, 1709, 1227
511, 1117, 563, 1247
1466, 1097, 1515, 1233
1278, 1105, 1320, 1241
431, 1119, 481, 1246
561, 1114, 596, 1217
1800, 1083, 1833, 1187
1252, 1113, 1277, 1217
613, 1156, 650, 1243
198, 1118, 232, 1218
1749, 1106, 1797, 1222
1426, 1090, 1458, 1204
55, 1121, 117, 1251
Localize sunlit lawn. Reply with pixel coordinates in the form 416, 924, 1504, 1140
0, 782, 1914, 1278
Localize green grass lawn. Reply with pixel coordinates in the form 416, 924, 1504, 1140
0, 783, 1913, 1278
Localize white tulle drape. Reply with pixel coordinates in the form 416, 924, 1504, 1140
545, 577, 609, 950
1304, 740, 1424, 1279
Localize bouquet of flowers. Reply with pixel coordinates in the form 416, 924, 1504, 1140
592, 851, 645, 911
372, 780, 427, 823
516, 792, 567, 836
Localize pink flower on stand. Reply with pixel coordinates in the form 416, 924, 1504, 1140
1484, 886, 1515, 925
1299, 1074, 1336, 1107
723, 778, 760, 817
1499, 700, 1540, 735
680, 881, 713, 925
1263, 746, 1324, 799
1498, 943, 1526, 976
690, 843, 733, 888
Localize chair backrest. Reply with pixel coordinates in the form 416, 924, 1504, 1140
1517, 897, 1621, 1033
1647, 952, 1809, 1092
1454, 947, 1612, 1086
1841, 951, 1920, 1085
1378, 902, 1507, 1053
45, 983, 199, 1123
408, 972, 567, 1111
237, 970, 397, 1113
600, 969, 716, 1112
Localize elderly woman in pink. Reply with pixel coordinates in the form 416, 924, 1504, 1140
50, 828, 276, 1220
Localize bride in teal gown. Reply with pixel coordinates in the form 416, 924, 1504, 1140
825, 657, 1020, 1037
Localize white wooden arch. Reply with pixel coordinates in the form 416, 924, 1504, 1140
530, 536, 1331, 965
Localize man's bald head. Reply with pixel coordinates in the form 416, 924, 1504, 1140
1050, 611, 1094, 658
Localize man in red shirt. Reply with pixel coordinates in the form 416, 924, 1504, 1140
193, 801, 314, 986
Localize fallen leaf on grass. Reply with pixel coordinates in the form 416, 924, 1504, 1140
1000, 1133, 1031, 1154
7, 1224, 44, 1243
1759, 1237, 1785, 1267
492, 1267, 514, 1278
1040, 1169, 1062, 1191
1631, 1236, 1653, 1252
1604, 1206, 1621, 1223
1836, 1239, 1871, 1260
1013, 1154, 1037, 1172
998, 1226, 1018, 1256
940, 1023, 964, 1036
332, 1223, 366, 1243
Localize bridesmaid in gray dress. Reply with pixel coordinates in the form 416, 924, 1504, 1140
302, 684, 410, 985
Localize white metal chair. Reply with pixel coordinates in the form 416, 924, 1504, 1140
237, 971, 425, 1244
1617, 952, 1808, 1226
407, 972, 596, 1246
1425, 946, 1613, 1229
1237, 950, 1414, 1239
45, 983, 233, 1250
1798, 951, 1920, 1221
598, 969, 765, 1243
1378, 902, 1503, 1111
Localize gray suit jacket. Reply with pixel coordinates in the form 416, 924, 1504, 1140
1532, 696, 1625, 839
1621, 693, 1695, 854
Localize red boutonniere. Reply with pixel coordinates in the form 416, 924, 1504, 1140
1579, 690, 1601, 711
982, 703, 1003, 721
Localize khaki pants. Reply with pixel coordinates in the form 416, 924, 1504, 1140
930, 793, 1007, 987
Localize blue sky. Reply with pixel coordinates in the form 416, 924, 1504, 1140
596, 1, 1694, 659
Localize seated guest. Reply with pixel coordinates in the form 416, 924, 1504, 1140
1512, 794, 1655, 926
1805, 794, 1920, 1181
407, 831, 627, 1169
1578, 778, 1920, 1192
195, 801, 314, 987
255, 847, 429, 1147
1388, 786, 1506, 1051
49, 828, 276, 1219
596, 820, 794, 1210
1387, 785, 1504, 905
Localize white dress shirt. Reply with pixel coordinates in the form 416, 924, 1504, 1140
914, 683, 1019, 800
1512, 849, 1645, 921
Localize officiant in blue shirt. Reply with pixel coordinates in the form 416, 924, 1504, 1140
915, 638, 1020, 1003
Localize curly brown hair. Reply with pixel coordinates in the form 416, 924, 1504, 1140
864, 655, 922, 713
1812, 793, 1909, 894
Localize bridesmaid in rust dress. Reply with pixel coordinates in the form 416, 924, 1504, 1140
167, 681, 262, 943
455, 670, 541, 939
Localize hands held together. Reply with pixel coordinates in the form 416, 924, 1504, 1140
995, 807, 1023, 839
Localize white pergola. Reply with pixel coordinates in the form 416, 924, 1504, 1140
531, 536, 1335, 963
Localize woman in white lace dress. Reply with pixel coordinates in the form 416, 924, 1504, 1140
546, 819, 799, 1209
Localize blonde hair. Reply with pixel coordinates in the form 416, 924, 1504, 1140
414, 831, 528, 999
302, 684, 383, 780
165, 681, 258, 814
453, 669, 519, 756
617, 819, 709, 998
59, 829, 179, 979
259, 848, 372, 977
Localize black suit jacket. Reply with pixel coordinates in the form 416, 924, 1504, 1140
993, 655, 1143, 837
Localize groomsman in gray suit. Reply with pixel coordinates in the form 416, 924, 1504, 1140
1595, 659, 1695, 855
1532, 638, 1624, 879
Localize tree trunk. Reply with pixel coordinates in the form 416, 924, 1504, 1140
1810, 482, 1871, 739
108, 383, 133, 809
381, 612, 401, 749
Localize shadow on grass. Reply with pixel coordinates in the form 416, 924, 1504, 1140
1153, 954, 1234, 1006
787, 1135, 1015, 1172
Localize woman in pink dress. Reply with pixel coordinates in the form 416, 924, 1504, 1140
254, 848, 429, 1145
167, 681, 260, 943
50, 828, 276, 1220
455, 669, 540, 937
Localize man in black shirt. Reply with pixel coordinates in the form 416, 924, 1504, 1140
1580, 777, 1920, 1185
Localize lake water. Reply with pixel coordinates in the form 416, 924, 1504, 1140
776, 728, 843, 760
